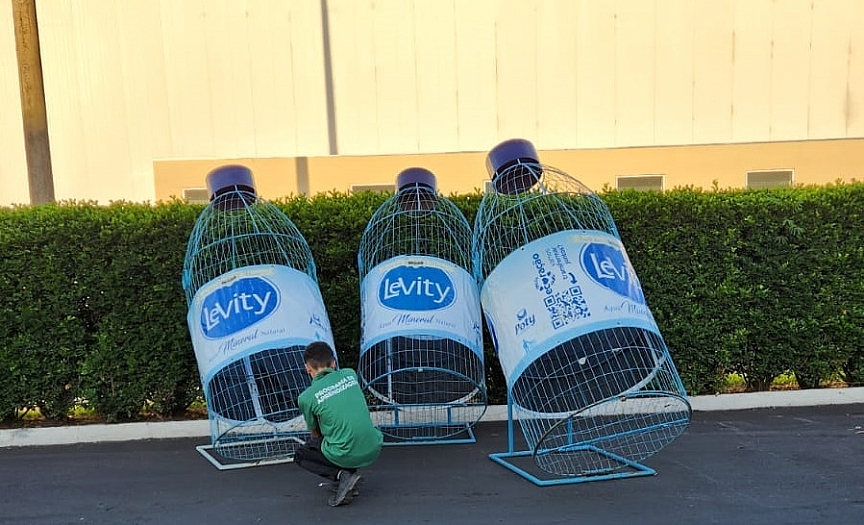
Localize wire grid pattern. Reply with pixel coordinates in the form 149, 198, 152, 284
473, 162, 690, 475
513, 328, 691, 475
183, 189, 318, 460
358, 186, 486, 440
473, 164, 618, 285
183, 191, 316, 302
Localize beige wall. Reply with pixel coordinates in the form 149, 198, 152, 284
154, 157, 300, 201
0, 1, 29, 206
545, 139, 864, 191
154, 138, 864, 202
3, 0, 864, 206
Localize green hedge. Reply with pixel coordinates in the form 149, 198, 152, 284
1, 183, 862, 423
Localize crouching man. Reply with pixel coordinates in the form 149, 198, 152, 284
295, 341, 383, 507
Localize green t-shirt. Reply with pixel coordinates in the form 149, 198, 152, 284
298, 367, 383, 469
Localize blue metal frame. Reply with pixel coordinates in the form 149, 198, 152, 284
487, 390, 657, 486
381, 424, 477, 446
376, 401, 483, 446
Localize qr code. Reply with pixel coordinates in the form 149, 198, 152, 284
543, 285, 590, 329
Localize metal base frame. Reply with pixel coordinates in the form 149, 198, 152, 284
381, 422, 477, 446
195, 444, 296, 470
374, 401, 483, 446
488, 393, 656, 486
195, 433, 305, 470
488, 447, 656, 486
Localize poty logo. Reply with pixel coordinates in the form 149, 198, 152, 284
581, 242, 646, 304
200, 276, 279, 338
378, 265, 455, 311
514, 308, 536, 335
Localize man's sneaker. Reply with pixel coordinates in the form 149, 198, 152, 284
319, 480, 361, 498
332, 477, 363, 505
328, 470, 362, 507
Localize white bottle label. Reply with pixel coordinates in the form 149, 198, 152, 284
188, 264, 334, 382
481, 230, 660, 384
360, 255, 483, 356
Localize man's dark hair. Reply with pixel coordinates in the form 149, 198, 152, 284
304, 341, 336, 368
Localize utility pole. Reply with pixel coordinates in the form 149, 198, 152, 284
320, 0, 338, 155
12, 0, 55, 204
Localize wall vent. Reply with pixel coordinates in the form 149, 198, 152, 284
349, 183, 396, 194
182, 187, 210, 204
746, 169, 793, 189
616, 174, 665, 192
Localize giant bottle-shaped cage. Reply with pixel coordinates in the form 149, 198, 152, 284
473, 139, 691, 484
358, 168, 486, 444
182, 165, 335, 463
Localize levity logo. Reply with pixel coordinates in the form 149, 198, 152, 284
378, 265, 455, 311
200, 276, 279, 338
581, 242, 646, 304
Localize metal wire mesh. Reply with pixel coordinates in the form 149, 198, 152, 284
358, 182, 486, 442
473, 161, 691, 476
474, 164, 618, 279
183, 191, 316, 297
183, 187, 332, 461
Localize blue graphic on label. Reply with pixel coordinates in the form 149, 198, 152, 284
200, 276, 279, 339
362, 255, 482, 357
532, 253, 556, 294
189, 265, 334, 382
480, 230, 659, 384
514, 309, 536, 336
581, 242, 646, 304
378, 265, 455, 310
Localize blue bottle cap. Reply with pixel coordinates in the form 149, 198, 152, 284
485, 138, 542, 194
396, 167, 437, 211
396, 167, 437, 192
206, 165, 257, 200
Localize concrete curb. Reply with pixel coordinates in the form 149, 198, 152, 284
2, 387, 863, 449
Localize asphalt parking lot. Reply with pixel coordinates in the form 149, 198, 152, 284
1, 403, 862, 525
